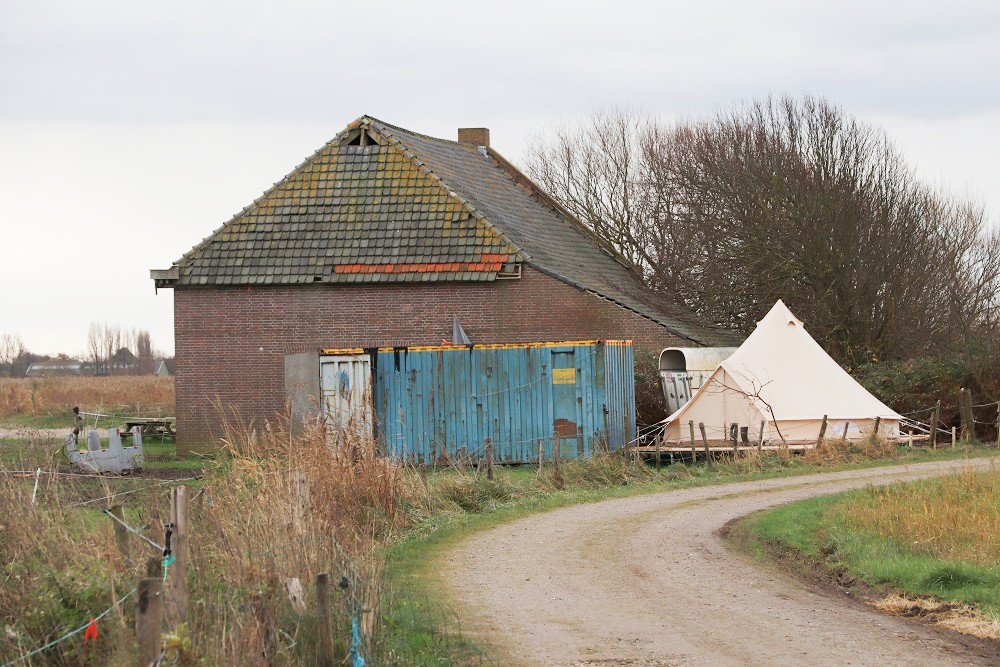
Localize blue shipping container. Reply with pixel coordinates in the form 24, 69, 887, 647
372, 339, 635, 463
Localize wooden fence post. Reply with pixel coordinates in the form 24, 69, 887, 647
698, 422, 711, 466
816, 415, 828, 447
730, 422, 738, 457
655, 438, 661, 472
873, 416, 881, 440
689, 420, 696, 464
485, 438, 494, 481
553, 435, 562, 479
166, 486, 189, 626
249, 591, 276, 664
419, 462, 428, 487
284, 577, 306, 614
931, 400, 941, 449
537, 440, 544, 475
994, 401, 1000, 449
952, 426, 956, 448
841, 422, 850, 443
959, 388, 968, 441
960, 388, 976, 442
136, 577, 163, 666
758, 421, 765, 453
623, 413, 631, 460
315, 573, 334, 667
110, 504, 129, 559
294, 471, 309, 531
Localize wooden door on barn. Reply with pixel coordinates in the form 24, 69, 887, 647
320, 354, 374, 440
551, 349, 584, 458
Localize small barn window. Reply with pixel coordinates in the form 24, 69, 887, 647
497, 260, 522, 279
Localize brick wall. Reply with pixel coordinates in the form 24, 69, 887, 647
173, 266, 688, 447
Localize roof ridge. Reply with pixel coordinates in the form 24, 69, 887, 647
361, 114, 468, 146
365, 117, 528, 263
172, 121, 362, 269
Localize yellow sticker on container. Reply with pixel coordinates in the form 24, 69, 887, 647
552, 368, 576, 384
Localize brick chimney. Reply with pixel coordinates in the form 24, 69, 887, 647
458, 127, 490, 148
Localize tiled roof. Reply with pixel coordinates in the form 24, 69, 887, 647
166, 119, 521, 286
156, 116, 733, 345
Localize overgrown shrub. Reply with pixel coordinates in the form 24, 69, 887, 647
634, 349, 666, 426
854, 341, 1000, 439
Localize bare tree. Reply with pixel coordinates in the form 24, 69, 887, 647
527, 96, 1000, 364
0, 333, 26, 377
135, 329, 154, 374
87, 322, 107, 375
87, 322, 158, 375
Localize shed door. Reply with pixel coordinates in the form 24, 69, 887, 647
320, 355, 373, 439
551, 350, 583, 457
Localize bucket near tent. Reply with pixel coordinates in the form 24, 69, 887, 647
661, 300, 901, 446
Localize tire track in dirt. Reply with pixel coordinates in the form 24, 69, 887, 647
443, 458, 1000, 666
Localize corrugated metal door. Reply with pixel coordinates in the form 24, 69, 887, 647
551, 349, 583, 458
660, 371, 692, 415
604, 342, 636, 449
320, 355, 373, 439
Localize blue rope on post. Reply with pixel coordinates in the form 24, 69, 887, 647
162, 523, 175, 582
350, 616, 365, 667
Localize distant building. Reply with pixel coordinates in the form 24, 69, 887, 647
109, 347, 138, 374
25, 360, 86, 377
152, 359, 174, 377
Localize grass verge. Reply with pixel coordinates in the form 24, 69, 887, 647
730, 463, 1000, 641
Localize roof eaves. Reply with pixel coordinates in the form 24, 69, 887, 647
526, 260, 717, 346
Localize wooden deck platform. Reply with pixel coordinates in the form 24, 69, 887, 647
632, 434, 930, 455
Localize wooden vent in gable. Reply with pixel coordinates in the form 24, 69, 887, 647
345, 128, 383, 147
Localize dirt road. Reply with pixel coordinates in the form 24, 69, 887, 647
0, 427, 71, 442
445, 458, 999, 666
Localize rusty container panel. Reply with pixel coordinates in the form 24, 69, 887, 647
373, 340, 635, 463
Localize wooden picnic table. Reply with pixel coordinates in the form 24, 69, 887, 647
122, 418, 176, 439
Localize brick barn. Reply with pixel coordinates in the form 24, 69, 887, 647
152, 116, 733, 450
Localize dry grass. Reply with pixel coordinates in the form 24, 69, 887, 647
0, 469, 148, 664
835, 467, 1000, 565
0, 413, 416, 665
802, 431, 898, 465
875, 593, 1000, 640
180, 414, 418, 664
0, 376, 175, 420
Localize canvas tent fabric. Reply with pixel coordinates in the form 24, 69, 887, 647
662, 300, 901, 444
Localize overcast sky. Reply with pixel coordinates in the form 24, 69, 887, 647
1, 0, 997, 357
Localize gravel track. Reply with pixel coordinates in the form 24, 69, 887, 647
444, 458, 999, 666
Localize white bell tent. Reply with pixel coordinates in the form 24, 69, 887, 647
662, 300, 901, 444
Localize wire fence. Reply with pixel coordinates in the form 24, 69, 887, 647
1, 587, 137, 667
102, 508, 166, 552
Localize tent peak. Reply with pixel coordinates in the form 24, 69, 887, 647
758, 299, 803, 329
